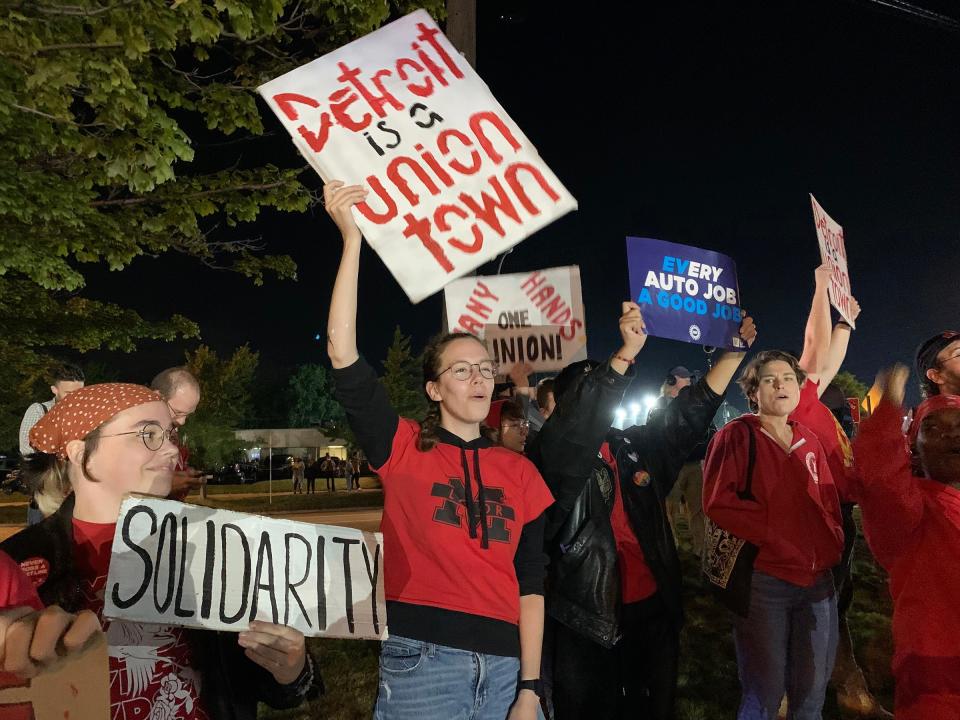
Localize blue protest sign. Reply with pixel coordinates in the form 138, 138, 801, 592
626, 237, 746, 351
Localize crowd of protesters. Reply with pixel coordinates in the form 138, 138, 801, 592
0, 179, 955, 720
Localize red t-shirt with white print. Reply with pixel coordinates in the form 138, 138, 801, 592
72, 518, 209, 720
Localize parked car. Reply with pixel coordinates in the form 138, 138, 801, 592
255, 455, 293, 481
0, 456, 26, 495
208, 462, 257, 485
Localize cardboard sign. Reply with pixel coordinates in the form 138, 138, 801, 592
258, 10, 577, 304
443, 266, 587, 373
626, 237, 746, 351
810, 195, 856, 328
0, 632, 109, 719
104, 498, 386, 640
846, 397, 861, 424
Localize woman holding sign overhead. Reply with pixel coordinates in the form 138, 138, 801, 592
324, 180, 554, 720
0, 384, 321, 720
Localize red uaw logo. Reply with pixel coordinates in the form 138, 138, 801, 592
19, 557, 49, 587
805, 452, 819, 485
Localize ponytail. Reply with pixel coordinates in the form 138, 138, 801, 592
417, 402, 443, 452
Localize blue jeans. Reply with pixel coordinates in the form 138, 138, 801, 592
733, 571, 839, 720
374, 635, 542, 720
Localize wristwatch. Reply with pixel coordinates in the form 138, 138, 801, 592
518, 678, 544, 697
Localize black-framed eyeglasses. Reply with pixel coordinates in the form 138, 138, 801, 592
99, 422, 178, 451
438, 361, 498, 381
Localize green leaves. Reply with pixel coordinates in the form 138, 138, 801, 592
180, 343, 261, 468
287, 363, 345, 428
0, 0, 449, 448
381, 326, 427, 421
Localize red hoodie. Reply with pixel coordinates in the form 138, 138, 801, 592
854, 399, 960, 720
703, 415, 844, 587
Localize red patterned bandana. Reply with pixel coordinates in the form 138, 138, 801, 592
29, 383, 162, 459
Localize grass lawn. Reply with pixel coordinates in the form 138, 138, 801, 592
193, 490, 385, 515
262, 515, 895, 720
0, 479, 384, 522
204, 476, 382, 496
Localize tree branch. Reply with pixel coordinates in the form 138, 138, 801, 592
33, 1, 132, 16
35, 42, 124, 52
12, 103, 105, 127
89, 181, 289, 207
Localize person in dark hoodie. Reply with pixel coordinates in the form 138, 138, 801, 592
323, 181, 554, 720
527, 306, 756, 720
0, 383, 320, 720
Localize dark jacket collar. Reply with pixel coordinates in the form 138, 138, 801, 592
435, 426, 493, 450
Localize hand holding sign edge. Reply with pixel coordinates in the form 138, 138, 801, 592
323, 180, 367, 246
1, 606, 101, 679
619, 301, 647, 358
238, 620, 307, 686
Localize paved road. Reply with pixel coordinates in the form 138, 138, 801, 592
0, 506, 383, 541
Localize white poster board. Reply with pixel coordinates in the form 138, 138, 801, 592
104, 498, 386, 640
258, 10, 577, 303
443, 266, 587, 373
810, 194, 856, 327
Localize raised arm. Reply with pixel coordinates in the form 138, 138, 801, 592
704, 313, 757, 396
798, 263, 834, 381
325, 181, 368, 369
853, 365, 924, 568
531, 302, 644, 538
322, 181, 399, 469
813, 298, 861, 393
633, 314, 756, 491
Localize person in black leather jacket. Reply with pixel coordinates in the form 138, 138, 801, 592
528, 313, 756, 720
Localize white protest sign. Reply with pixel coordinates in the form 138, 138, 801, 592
258, 10, 577, 304
444, 266, 587, 373
810, 195, 856, 328
104, 498, 386, 640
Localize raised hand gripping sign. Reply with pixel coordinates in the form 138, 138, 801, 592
104, 498, 386, 640
258, 10, 577, 304
809, 195, 855, 328
626, 237, 746, 351
443, 266, 588, 373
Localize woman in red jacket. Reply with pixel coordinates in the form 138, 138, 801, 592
323, 181, 553, 720
703, 350, 844, 720
854, 365, 960, 720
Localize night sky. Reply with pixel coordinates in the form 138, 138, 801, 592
85, 0, 960, 410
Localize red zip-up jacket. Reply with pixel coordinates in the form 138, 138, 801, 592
854, 399, 960, 720
703, 415, 843, 587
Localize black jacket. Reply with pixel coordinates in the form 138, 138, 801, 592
528, 366, 723, 648
0, 494, 321, 720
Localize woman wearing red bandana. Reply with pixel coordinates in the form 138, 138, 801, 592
1, 383, 320, 719
854, 366, 960, 720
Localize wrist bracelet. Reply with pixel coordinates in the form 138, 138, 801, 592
287, 652, 315, 696
613, 354, 636, 365
836, 320, 852, 330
